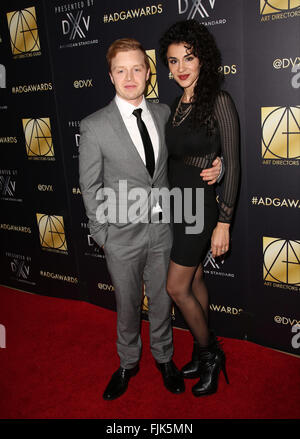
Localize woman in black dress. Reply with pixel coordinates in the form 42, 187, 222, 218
159, 20, 240, 396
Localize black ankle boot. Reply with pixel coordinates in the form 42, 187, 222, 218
192, 337, 229, 397
181, 339, 202, 379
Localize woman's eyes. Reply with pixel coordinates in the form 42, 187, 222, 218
169, 57, 194, 65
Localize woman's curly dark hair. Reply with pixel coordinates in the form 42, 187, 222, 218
159, 19, 224, 133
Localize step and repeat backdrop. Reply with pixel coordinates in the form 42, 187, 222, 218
0, 0, 299, 355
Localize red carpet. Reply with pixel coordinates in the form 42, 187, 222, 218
0, 285, 299, 419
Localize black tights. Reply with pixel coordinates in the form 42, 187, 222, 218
166, 260, 210, 347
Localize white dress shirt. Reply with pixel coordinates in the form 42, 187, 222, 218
115, 94, 162, 215
115, 94, 159, 165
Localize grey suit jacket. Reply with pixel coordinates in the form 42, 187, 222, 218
79, 98, 171, 247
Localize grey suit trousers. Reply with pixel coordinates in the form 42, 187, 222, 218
104, 221, 173, 369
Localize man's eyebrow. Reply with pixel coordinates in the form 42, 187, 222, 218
112, 64, 145, 69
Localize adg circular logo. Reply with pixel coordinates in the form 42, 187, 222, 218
22, 118, 54, 159
6, 7, 41, 58
263, 237, 300, 287
261, 106, 300, 160
36, 214, 67, 252
145, 49, 158, 101
261, 0, 300, 14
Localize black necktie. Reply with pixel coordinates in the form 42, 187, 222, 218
132, 108, 155, 178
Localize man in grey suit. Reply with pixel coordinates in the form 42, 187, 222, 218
79, 38, 221, 400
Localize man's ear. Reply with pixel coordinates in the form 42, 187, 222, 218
109, 72, 114, 85
146, 68, 150, 82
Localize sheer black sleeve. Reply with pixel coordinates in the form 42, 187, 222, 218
213, 90, 240, 223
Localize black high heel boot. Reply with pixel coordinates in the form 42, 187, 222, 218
192, 336, 229, 397
181, 338, 202, 379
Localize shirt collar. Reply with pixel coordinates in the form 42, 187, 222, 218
115, 94, 149, 119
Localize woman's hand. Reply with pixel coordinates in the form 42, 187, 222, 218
200, 157, 221, 185
211, 222, 230, 258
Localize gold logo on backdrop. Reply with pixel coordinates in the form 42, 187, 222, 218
22, 118, 54, 157
260, 0, 300, 14
142, 285, 175, 317
263, 237, 300, 285
261, 106, 300, 159
142, 290, 149, 313
146, 49, 159, 100
36, 214, 67, 251
7, 7, 41, 56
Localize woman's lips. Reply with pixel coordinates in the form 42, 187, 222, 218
178, 74, 190, 80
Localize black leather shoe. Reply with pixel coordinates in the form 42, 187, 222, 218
182, 332, 220, 379
156, 360, 185, 394
192, 338, 229, 397
181, 340, 202, 379
103, 365, 139, 400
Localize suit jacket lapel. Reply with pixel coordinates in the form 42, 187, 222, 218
146, 101, 163, 180
106, 100, 150, 180
106, 99, 165, 181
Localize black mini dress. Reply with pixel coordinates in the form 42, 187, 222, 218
165, 90, 240, 267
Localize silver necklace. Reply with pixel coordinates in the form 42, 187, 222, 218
172, 95, 193, 127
